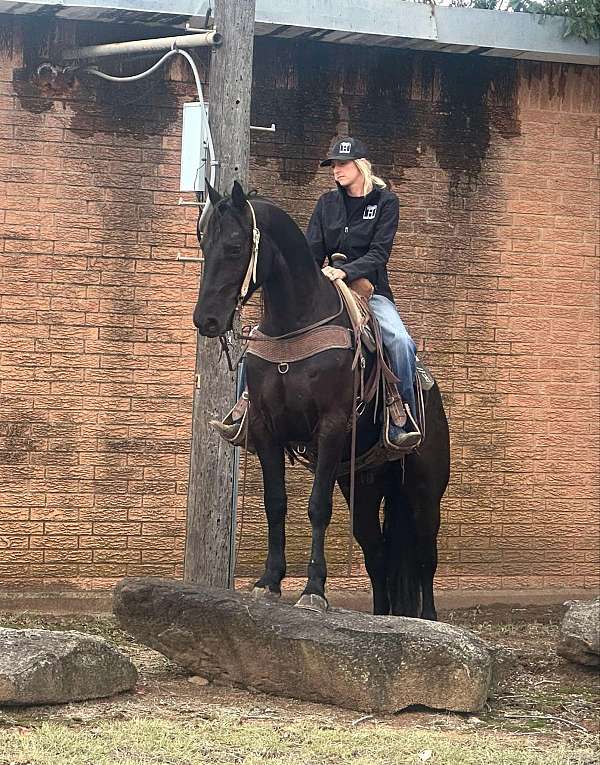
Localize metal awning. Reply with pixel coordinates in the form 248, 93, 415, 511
0, 0, 598, 66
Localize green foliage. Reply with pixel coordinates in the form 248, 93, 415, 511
455, 0, 600, 42
511, 0, 599, 41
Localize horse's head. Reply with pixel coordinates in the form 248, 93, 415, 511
193, 180, 259, 337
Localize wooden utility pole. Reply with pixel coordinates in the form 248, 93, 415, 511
184, 0, 255, 587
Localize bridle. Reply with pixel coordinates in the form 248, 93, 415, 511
237, 199, 261, 309
214, 198, 262, 371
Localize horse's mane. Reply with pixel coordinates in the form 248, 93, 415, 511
210, 190, 308, 253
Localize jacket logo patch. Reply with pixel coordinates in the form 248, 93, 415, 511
339, 142, 352, 154
363, 205, 377, 220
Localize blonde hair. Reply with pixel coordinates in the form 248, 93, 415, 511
354, 158, 386, 195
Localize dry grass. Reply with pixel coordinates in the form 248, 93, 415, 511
0, 716, 597, 765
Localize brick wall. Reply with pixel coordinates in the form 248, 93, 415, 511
1, 18, 598, 593
0, 17, 204, 588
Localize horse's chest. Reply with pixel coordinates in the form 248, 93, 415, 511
247, 350, 353, 439
251, 366, 335, 441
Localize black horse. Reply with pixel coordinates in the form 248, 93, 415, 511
193, 181, 450, 618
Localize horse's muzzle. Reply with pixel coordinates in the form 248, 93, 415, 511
195, 315, 222, 337
194, 305, 237, 337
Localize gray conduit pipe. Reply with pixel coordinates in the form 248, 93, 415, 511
63, 31, 222, 61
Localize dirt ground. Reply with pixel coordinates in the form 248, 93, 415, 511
1, 601, 598, 757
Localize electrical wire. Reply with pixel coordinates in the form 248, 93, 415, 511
82, 49, 178, 83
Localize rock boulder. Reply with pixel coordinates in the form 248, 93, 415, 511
558, 597, 600, 667
114, 577, 495, 713
0, 628, 138, 705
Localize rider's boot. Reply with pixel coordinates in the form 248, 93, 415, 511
386, 399, 422, 450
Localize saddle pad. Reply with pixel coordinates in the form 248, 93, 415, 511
416, 357, 435, 390
247, 325, 352, 364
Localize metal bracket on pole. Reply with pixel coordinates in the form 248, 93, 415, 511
178, 198, 206, 207
177, 254, 204, 263
185, 25, 212, 33
250, 123, 276, 133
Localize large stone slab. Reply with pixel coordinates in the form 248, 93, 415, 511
558, 597, 600, 667
0, 628, 138, 705
114, 577, 494, 713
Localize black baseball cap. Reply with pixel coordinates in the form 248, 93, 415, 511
320, 136, 369, 167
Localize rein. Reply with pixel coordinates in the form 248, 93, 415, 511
233, 289, 345, 343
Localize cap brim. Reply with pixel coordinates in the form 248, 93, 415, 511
319, 158, 333, 167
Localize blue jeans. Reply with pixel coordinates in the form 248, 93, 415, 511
369, 294, 417, 419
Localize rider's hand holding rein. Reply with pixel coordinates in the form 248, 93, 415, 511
322, 265, 347, 282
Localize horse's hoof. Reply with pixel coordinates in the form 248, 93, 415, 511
294, 594, 329, 613
251, 586, 280, 602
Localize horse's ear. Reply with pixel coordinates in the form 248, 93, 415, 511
231, 180, 247, 209
206, 180, 222, 207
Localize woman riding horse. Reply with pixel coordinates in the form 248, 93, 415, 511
193, 150, 450, 617
215, 136, 421, 450
307, 136, 420, 449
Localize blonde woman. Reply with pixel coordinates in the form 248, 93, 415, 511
307, 136, 420, 448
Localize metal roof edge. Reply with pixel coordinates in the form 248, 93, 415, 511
0, 0, 597, 65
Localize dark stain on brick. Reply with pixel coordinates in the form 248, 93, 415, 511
0, 17, 14, 57
435, 53, 520, 194
65, 21, 188, 139
70, 64, 180, 140
252, 40, 520, 196
251, 40, 341, 183
11, 16, 57, 114
0, 418, 43, 465
103, 438, 147, 454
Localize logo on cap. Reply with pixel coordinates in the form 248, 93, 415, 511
339, 141, 352, 154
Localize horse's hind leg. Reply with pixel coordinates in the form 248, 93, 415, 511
417, 513, 439, 621
408, 492, 441, 621
253, 440, 287, 597
338, 473, 389, 615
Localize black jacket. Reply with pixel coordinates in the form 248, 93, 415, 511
306, 184, 399, 303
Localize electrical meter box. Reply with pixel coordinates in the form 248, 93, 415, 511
180, 102, 209, 193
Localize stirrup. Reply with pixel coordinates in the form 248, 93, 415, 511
209, 391, 250, 448
383, 403, 421, 452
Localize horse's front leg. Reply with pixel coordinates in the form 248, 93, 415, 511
296, 423, 347, 612
253, 435, 287, 599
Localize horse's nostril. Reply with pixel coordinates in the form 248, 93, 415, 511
204, 317, 220, 336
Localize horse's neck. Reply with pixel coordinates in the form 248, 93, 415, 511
259, 212, 338, 336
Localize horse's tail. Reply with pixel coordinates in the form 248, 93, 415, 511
383, 467, 421, 617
